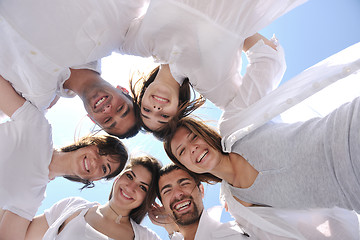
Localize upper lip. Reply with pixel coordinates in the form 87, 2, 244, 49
93, 95, 110, 112
120, 188, 133, 200
83, 157, 90, 173
172, 200, 191, 212
152, 95, 169, 104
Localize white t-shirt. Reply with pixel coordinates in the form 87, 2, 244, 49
44, 197, 161, 240
220, 181, 360, 240
0, 101, 52, 221
0, 0, 149, 67
121, 0, 305, 109
220, 42, 360, 152
0, 13, 101, 111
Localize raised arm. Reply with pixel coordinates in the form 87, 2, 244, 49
25, 214, 49, 240
0, 75, 26, 117
243, 33, 277, 52
0, 210, 30, 240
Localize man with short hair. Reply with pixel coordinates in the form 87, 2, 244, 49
154, 164, 249, 240
0, 12, 140, 139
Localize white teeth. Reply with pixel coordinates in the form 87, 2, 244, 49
197, 150, 208, 163
84, 159, 90, 172
122, 190, 131, 199
153, 96, 167, 102
95, 97, 106, 107
175, 201, 190, 211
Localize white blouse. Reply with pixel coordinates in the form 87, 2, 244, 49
121, 0, 306, 109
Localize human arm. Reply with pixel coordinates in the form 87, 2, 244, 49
0, 210, 30, 240
0, 75, 26, 117
25, 214, 49, 240
243, 33, 277, 52
148, 203, 180, 236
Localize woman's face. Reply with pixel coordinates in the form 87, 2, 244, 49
71, 145, 121, 181
112, 165, 152, 210
140, 66, 180, 131
170, 127, 222, 174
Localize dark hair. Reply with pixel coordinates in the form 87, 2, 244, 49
60, 134, 128, 189
163, 117, 222, 184
130, 66, 205, 140
156, 163, 201, 202
109, 155, 162, 224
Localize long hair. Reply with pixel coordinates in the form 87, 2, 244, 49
130, 66, 205, 139
108, 155, 162, 224
60, 134, 128, 189
164, 117, 223, 183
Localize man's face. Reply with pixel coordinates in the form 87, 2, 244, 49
158, 169, 204, 226
82, 83, 136, 137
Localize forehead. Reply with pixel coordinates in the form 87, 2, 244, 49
171, 127, 190, 148
124, 164, 152, 183
141, 114, 164, 131
159, 169, 194, 188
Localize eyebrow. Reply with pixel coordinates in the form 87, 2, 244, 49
130, 170, 150, 186
107, 163, 112, 174
120, 105, 130, 118
160, 183, 172, 194
141, 113, 167, 125
160, 177, 192, 194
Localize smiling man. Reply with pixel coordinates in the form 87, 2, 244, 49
0, 0, 143, 139
156, 164, 249, 240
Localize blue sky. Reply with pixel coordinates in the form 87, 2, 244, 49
40, 0, 360, 239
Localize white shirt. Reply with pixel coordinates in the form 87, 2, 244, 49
44, 197, 161, 240
0, 14, 100, 111
172, 210, 249, 240
0, 102, 52, 220
0, 0, 149, 67
121, 0, 306, 109
220, 42, 360, 152
220, 181, 360, 240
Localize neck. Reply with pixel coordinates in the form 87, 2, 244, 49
157, 64, 180, 88
63, 68, 101, 94
209, 153, 236, 183
48, 150, 73, 180
217, 153, 259, 188
101, 202, 130, 224
180, 222, 199, 240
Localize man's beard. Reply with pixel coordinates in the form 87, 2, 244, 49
171, 195, 202, 226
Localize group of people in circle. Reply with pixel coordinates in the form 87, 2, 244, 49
1, 0, 360, 239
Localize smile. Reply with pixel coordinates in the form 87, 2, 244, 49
174, 200, 191, 212
197, 150, 208, 163
121, 189, 133, 200
152, 95, 169, 103
84, 157, 90, 172
94, 96, 108, 109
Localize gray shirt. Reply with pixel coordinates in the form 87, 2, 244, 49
228, 97, 360, 211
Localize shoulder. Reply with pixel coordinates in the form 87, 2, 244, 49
196, 211, 246, 239
131, 219, 161, 240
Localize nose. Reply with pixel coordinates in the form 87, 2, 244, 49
172, 186, 184, 199
190, 144, 198, 154
153, 105, 162, 111
127, 181, 137, 193
102, 104, 112, 114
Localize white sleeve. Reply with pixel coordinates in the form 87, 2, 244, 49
44, 197, 89, 226
226, 37, 286, 110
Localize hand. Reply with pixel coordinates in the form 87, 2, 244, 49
148, 202, 179, 234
